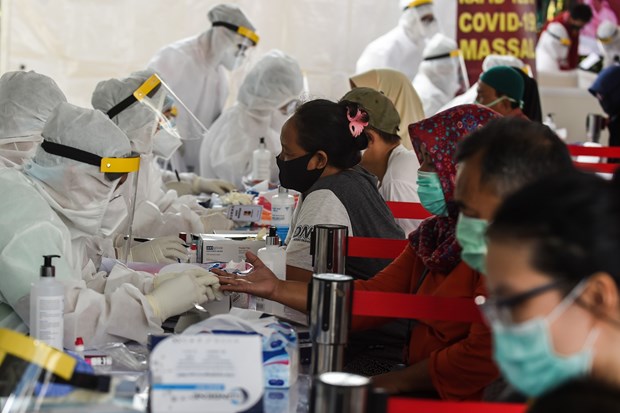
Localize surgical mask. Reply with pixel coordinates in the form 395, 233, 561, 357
221, 46, 246, 71
416, 170, 447, 216
475, 96, 507, 109
152, 128, 182, 160
456, 212, 488, 273
484, 282, 599, 397
276, 153, 324, 193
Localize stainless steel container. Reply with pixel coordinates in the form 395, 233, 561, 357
586, 113, 606, 143
310, 372, 370, 413
311, 224, 348, 274
309, 273, 354, 375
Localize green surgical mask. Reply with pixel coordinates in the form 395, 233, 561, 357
456, 212, 489, 273
416, 170, 447, 216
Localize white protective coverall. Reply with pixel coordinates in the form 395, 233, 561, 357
199, 50, 303, 188
598, 20, 620, 68
536, 22, 571, 73
0, 103, 220, 347
0, 71, 67, 168
356, 2, 440, 80
413, 34, 461, 116
439, 54, 525, 111
92, 70, 233, 238
148, 4, 257, 173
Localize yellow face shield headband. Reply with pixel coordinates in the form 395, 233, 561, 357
211, 21, 260, 45
404, 0, 433, 10
424, 49, 461, 61
40, 140, 140, 180
106, 74, 163, 120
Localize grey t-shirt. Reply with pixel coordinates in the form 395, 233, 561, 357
286, 167, 405, 279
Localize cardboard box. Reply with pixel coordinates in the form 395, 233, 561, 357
198, 234, 264, 263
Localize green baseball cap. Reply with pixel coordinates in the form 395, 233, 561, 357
479, 66, 525, 105
340, 87, 401, 135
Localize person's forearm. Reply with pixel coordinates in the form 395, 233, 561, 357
371, 359, 434, 394
272, 279, 309, 313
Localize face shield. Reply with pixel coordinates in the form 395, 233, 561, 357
424, 49, 470, 95
401, 0, 440, 41
0, 329, 111, 411
106, 74, 208, 149
38, 140, 141, 263
212, 22, 260, 71
0, 136, 41, 167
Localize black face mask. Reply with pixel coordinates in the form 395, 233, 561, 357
276, 153, 325, 193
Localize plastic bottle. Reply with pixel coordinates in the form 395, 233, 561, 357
30, 255, 64, 349
543, 113, 557, 132
188, 243, 197, 264
271, 186, 295, 241
251, 137, 272, 182
255, 227, 287, 313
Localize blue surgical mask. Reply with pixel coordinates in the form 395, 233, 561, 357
416, 170, 447, 216
485, 282, 599, 397
456, 213, 488, 273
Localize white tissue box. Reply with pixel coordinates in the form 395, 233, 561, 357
197, 234, 264, 262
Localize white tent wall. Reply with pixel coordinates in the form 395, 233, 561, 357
0, 0, 455, 108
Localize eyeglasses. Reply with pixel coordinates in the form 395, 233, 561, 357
478, 280, 566, 324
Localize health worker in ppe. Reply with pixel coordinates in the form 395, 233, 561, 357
0, 102, 222, 347
0, 71, 67, 168
350, 68, 425, 150
413, 34, 468, 116
475, 66, 528, 119
148, 3, 259, 173
481, 171, 620, 399
92, 70, 235, 240
536, 22, 572, 73
199, 50, 303, 188
356, 0, 440, 80
597, 20, 620, 68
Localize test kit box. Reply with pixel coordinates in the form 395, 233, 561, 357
197, 234, 264, 263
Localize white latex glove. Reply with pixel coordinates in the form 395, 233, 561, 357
200, 210, 235, 232
165, 180, 193, 196
146, 270, 222, 321
127, 236, 188, 264
191, 176, 236, 195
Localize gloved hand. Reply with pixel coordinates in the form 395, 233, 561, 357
191, 177, 236, 195
128, 236, 188, 264
165, 180, 194, 196
200, 210, 235, 232
146, 270, 222, 321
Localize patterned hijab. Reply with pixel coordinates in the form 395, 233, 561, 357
408, 104, 500, 274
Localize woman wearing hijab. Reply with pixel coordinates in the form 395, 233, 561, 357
350, 68, 425, 151
215, 105, 501, 400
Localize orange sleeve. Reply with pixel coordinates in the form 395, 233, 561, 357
351, 244, 418, 331
428, 275, 499, 400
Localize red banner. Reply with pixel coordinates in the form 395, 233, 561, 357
457, 0, 538, 85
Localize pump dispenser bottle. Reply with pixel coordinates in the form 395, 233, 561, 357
251, 137, 272, 182
30, 255, 64, 349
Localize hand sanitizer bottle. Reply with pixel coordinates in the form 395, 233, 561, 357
252, 137, 272, 182
30, 255, 64, 349
256, 226, 287, 313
